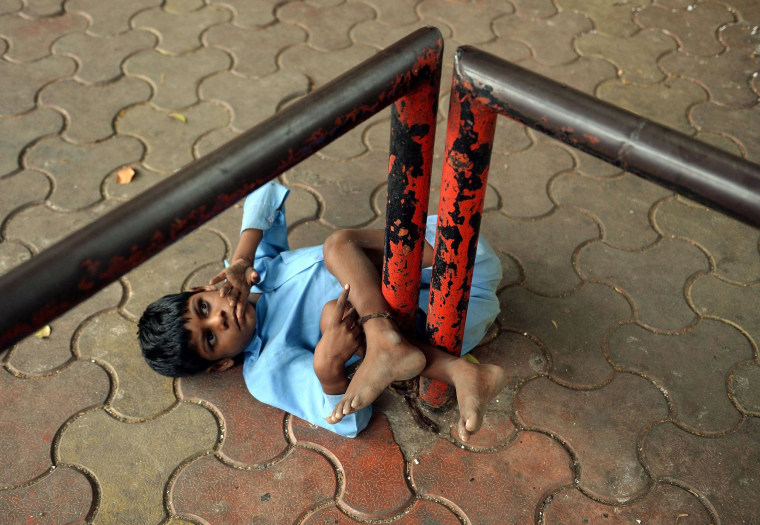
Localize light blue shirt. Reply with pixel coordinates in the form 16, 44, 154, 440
240, 181, 501, 437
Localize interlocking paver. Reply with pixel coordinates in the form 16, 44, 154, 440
53, 30, 157, 84
720, 20, 760, 50
576, 29, 677, 84
171, 449, 337, 523
493, 11, 592, 66
644, 418, 760, 522
277, 1, 374, 51
572, 148, 622, 178
689, 274, 760, 348
556, 0, 648, 37
635, 3, 734, 57
132, 1, 231, 55
303, 500, 461, 524
0, 0, 21, 16
216, 0, 280, 28
66, 0, 161, 36
412, 431, 574, 524
728, 0, 760, 24
292, 414, 413, 519
542, 483, 713, 524
0, 55, 75, 116
0, 11, 86, 62
654, 197, 760, 282
691, 102, 760, 164
578, 238, 709, 331
490, 139, 574, 217
8, 282, 122, 375
179, 367, 289, 466
731, 361, 760, 414
500, 283, 631, 387
204, 21, 304, 78
609, 320, 751, 433
0, 108, 64, 175
116, 102, 229, 173
509, 0, 556, 19
279, 42, 376, 88
359, 0, 419, 26
517, 374, 668, 501
418, 0, 513, 45
200, 69, 309, 132
125, 48, 231, 111
0, 360, 110, 487
352, 19, 453, 53
550, 172, 670, 250
284, 151, 388, 228
20, 0, 63, 17
660, 48, 760, 107
40, 77, 152, 143
25, 135, 144, 209
4, 201, 121, 255
482, 208, 599, 295
0, 466, 93, 523
492, 116, 533, 156
58, 403, 218, 523
102, 164, 170, 202
0, 240, 31, 277
596, 76, 707, 135
0, 168, 52, 220
77, 311, 178, 419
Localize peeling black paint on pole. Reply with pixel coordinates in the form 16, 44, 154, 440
421, 70, 497, 407
383, 44, 442, 331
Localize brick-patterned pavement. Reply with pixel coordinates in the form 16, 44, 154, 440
1, 1, 759, 523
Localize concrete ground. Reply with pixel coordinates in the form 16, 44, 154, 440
2, 0, 760, 523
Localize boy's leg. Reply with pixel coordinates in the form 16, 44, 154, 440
322, 229, 427, 421
413, 340, 508, 442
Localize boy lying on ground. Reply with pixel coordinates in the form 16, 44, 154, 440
138, 181, 507, 440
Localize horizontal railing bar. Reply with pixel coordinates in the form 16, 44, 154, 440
455, 46, 760, 227
0, 27, 443, 349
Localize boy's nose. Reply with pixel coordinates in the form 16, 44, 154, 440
211, 310, 228, 330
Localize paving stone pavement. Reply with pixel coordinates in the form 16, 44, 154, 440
1, 0, 759, 523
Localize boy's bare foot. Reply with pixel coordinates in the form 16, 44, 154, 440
452, 360, 509, 443
326, 318, 425, 424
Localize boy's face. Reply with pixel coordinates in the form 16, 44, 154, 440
184, 288, 256, 365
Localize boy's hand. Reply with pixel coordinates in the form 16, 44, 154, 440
314, 285, 364, 394
209, 259, 259, 324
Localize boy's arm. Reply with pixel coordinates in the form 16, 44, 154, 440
209, 181, 291, 324
313, 285, 363, 395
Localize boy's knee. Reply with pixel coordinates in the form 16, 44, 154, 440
320, 299, 339, 333
323, 229, 352, 259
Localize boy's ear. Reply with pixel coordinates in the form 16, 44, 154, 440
206, 359, 235, 373
190, 285, 216, 292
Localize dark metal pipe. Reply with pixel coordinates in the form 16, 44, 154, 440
455, 46, 760, 227
0, 27, 444, 350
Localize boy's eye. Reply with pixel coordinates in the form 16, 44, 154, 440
200, 301, 209, 316
206, 331, 215, 347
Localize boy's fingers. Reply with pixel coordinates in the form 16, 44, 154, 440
336, 284, 349, 308
209, 272, 226, 285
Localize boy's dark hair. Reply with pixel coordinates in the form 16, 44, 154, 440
138, 290, 215, 377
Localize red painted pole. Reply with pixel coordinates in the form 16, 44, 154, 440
383, 42, 442, 331
420, 76, 497, 407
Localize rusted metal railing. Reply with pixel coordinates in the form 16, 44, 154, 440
0, 27, 443, 349
419, 46, 760, 406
